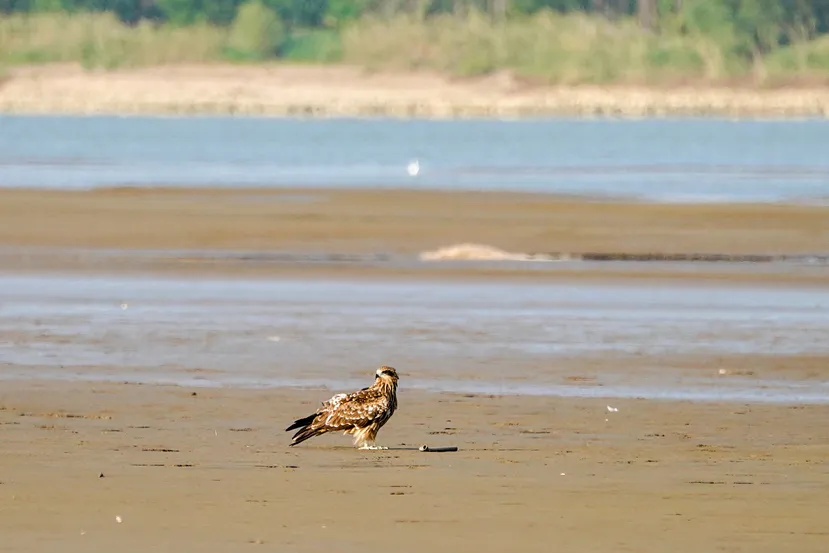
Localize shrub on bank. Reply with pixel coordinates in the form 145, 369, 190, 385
340, 10, 731, 84
225, 1, 285, 61
1, 7, 828, 85
0, 13, 226, 68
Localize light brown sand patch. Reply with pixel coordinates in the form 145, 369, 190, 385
1, 381, 827, 552
1, 64, 829, 118
3, 187, 828, 285
3, 188, 828, 255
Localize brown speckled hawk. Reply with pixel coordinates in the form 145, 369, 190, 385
286, 366, 399, 449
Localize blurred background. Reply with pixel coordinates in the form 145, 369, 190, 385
1, 0, 829, 83
1, 0, 828, 403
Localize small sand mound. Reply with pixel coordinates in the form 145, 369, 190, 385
419, 243, 536, 262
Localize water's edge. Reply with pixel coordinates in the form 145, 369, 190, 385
3, 274, 827, 406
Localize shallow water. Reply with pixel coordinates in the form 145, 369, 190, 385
2, 116, 829, 203
2, 274, 828, 404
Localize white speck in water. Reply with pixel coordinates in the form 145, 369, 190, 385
407, 159, 420, 177
120, 303, 128, 310
115, 516, 122, 523
718, 368, 728, 375
266, 336, 281, 342
560, 473, 566, 476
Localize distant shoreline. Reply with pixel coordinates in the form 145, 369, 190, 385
2, 64, 828, 119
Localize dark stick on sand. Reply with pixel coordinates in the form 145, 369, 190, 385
419, 445, 459, 452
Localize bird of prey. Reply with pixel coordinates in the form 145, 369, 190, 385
286, 366, 400, 449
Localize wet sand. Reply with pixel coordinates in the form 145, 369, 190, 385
2, 274, 828, 401
6, 187, 827, 254
2, 187, 829, 285
1, 64, 829, 118
2, 186, 829, 551
1, 381, 828, 553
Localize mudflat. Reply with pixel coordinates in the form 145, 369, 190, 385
1, 381, 827, 553
6, 187, 828, 254
2, 184, 828, 552
2, 187, 828, 284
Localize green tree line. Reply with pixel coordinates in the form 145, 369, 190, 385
3, 0, 829, 41
3, 0, 829, 82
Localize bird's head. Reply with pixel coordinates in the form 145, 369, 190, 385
375, 365, 399, 383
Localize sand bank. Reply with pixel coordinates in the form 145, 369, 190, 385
2, 64, 829, 119
1, 381, 827, 552
3, 187, 828, 254
2, 187, 828, 284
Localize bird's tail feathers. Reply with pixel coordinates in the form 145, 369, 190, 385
289, 425, 324, 446
285, 413, 316, 432
286, 413, 325, 446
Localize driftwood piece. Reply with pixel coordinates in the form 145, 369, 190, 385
419, 445, 459, 453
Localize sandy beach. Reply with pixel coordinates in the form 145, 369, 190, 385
1, 381, 828, 553
2, 64, 829, 119
2, 186, 828, 551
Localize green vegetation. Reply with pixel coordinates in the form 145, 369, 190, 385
0, 13, 226, 67
342, 12, 708, 84
1, 0, 829, 84
225, 0, 284, 60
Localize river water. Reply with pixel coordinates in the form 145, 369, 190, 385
2, 115, 828, 203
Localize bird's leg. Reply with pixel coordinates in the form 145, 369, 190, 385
357, 438, 388, 450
